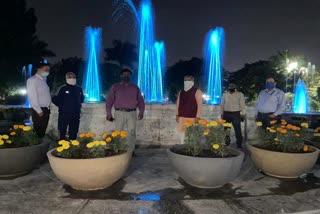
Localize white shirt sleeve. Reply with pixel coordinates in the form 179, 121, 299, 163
27, 78, 42, 114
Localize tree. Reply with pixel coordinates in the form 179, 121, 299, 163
0, 0, 55, 94
104, 40, 138, 70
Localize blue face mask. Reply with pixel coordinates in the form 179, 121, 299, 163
265, 82, 275, 89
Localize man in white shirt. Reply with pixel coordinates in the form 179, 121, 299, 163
26, 62, 51, 138
220, 82, 246, 149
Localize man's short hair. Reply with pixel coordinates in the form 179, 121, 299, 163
35, 61, 50, 70
66, 72, 76, 78
184, 75, 194, 80
120, 68, 132, 75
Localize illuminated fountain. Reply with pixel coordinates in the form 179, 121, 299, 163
293, 79, 309, 114
83, 26, 102, 103
203, 27, 225, 105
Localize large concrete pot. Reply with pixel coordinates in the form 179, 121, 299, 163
47, 149, 132, 190
247, 143, 319, 178
167, 145, 244, 188
0, 141, 50, 178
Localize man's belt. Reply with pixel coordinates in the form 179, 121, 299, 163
115, 108, 136, 112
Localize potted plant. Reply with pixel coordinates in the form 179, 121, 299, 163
0, 125, 49, 177
167, 119, 244, 188
47, 131, 132, 191
248, 120, 320, 178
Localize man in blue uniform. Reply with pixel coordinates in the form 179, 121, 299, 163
52, 72, 84, 140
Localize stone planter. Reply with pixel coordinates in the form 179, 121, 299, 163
47, 149, 132, 190
167, 145, 244, 188
0, 141, 50, 178
247, 143, 320, 178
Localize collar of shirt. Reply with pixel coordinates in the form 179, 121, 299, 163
265, 88, 276, 95
35, 73, 46, 81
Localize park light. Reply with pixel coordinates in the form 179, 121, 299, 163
202, 94, 210, 101
287, 62, 298, 72
18, 88, 27, 95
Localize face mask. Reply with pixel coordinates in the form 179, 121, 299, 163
40, 71, 49, 77
66, 78, 76, 85
229, 88, 235, 93
265, 82, 275, 90
184, 81, 194, 91
121, 76, 130, 82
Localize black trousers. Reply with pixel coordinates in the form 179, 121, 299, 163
58, 112, 80, 140
223, 111, 242, 147
257, 112, 282, 129
31, 107, 50, 138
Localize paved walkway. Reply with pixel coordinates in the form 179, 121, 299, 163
1, 147, 320, 214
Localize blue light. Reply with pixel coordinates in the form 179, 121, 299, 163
132, 192, 160, 201
204, 27, 225, 105
22, 64, 32, 108
84, 27, 102, 103
293, 78, 309, 113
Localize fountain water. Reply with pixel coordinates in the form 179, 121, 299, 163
293, 78, 309, 114
83, 27, 102, 103
113, 0, 165, 103
203, 27, 225, 105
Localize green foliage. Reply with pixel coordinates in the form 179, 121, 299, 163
0, 125, 38, 148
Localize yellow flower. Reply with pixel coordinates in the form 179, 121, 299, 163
314, 133, 320, 137
315, 127, 320, 132
120, 131, 127, 138
79, 133, 86, 138
212, 144, 220, 150
0, 140, 4, 145
198, 119, 208, 125
2, 135, 9, 140
100, 141, 107, 146
93, 141, 100, 146
71, 140, 80, 146
102, 133, 108, 138
58, 140, 68, 145
6, 140, 12, 144
13, 125, 19, 129
111, 131, 119, 137
303, 145, 309, 152
22, 126, 32, 131
56, 147, 64, 152
106, 137, 112, 143
10, 132, 16, 136
301, 123, 309, 128
18, 125, 24, 129
185, 120, 194, 127
204, 130, 209, 135
274, 138, 279, 142
223, 123, 232, 128
86, 142, 94, 148
208, 121, 218, 127
269, 129, 276, 133
270, 120, 277, 125
62, 142, 70, 150
86, 133, 95, 138
256, 122, 263, 127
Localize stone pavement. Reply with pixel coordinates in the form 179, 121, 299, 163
1, 147, 320, 214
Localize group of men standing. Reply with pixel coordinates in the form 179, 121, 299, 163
26, 62, 285, 151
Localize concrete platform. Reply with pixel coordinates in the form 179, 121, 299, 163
1, 146, 320, 214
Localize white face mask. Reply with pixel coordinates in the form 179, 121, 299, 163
40, 71, 49, 78
184, 81, 194, 91
66, 78, 76, 85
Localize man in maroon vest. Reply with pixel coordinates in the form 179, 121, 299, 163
176, 75, 203, 143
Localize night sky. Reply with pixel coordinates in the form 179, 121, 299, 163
27, 0, 320, 71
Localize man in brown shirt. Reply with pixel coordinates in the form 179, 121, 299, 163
176, 75, 203, 143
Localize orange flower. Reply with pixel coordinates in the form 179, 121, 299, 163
281, 121, 287, 125
10, 132, 16, 136
281, 125, 286, 128
276, 127, 282, 132
204, 130, 209, 135
198, 119, 208, 125
270, 120, 277, 125
303, 145, 309, 152
295, 133, 300, 138
286, 124, 293, 129
217, 119, 226, 124
185, 120, 194, 127
280, 129, 287, 134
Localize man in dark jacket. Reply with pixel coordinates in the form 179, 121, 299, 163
52, 72, 84, 140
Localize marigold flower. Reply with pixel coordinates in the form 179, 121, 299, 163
79, 133, 86, 138
256, 122, 263, 127
303, 145, 309, 152
281, 125, 286, 128
280, 129, 287, 134
62, 143, 70, 150
10, 132, 16, 136
274, 138, 279, 142
18, 125, 24, 129
86, 142, 94, 148
213, 144, 220, 150
22, 126, 31, 131
100, 141, 107, 146
0, 140, 4, 145
204, 130, 209, 135
13, 125, 19, 129
120, 131, 127, 138
315, 127, 320, 133
58, 140, 68, 145
6, 140, 12, 144
111, 131, 119, 137
71, 140, 80, 146
301, 123, 309, 128
314, 133, 320, 137
93, 141, 100, 146
269, 129, 276, 133
281, 121, 287, 125
102, 133, 108, 138
295, 134, 300, 138
198, 119, 208, 125
208, 121, 218, 127
223, 123, 232, 128
106, 137, 112, 143
185, 120, 194, 127
2, 135, 9, 140
270, 120, 277, 125
56, 147, 64, 152
86, 133, 95, 138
